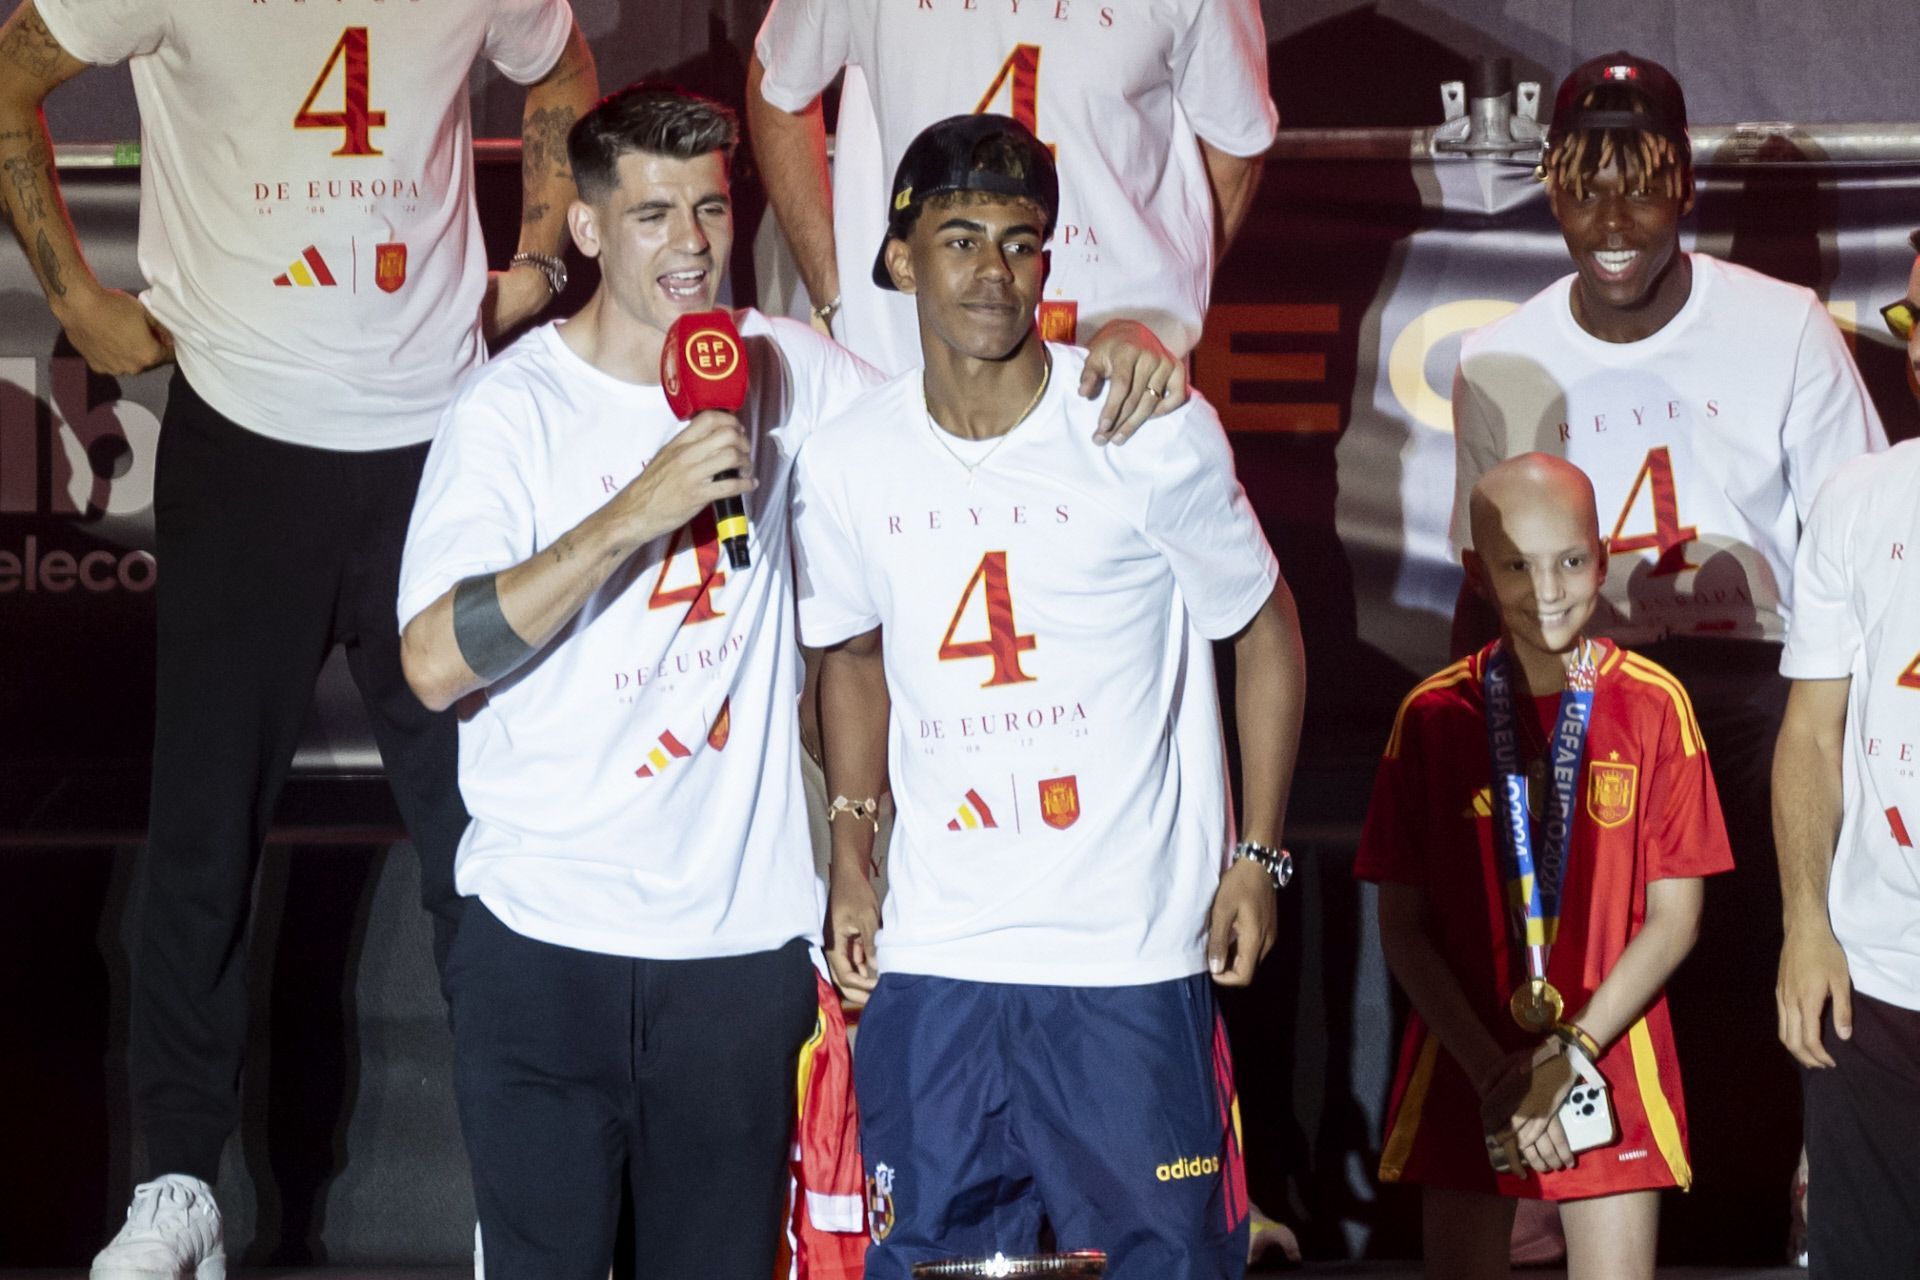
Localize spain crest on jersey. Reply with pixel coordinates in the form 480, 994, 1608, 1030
1587, 759, 1637, 828
866, 1162, 896, 1243
1038, 775, 1080, 830
1037, 299, 1078, 344
374, 242, 407, 293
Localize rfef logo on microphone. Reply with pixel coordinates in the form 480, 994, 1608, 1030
683, 328, 742, 382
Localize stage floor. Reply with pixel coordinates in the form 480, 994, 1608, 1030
0, 1267, 1810, 1278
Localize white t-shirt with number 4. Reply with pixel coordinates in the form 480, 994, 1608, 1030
793, 343, 1279, 985
1450, 254, 1886, 644
754, 0, 1276, 374
35, 0, 573, 451
1780, 441, 1920, 1012
398, 313, 881, 960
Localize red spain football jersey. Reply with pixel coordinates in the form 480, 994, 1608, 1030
1354, 639, 1734, 1200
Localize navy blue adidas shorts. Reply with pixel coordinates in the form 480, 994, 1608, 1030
854, 971, 1249, 1279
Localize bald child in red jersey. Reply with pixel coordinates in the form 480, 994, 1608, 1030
1356, 454, 1732, 1279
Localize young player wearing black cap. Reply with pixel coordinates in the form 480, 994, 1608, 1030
795, 114, 1306, 1279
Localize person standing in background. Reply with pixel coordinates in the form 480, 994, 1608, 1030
746, 0, 1274, 374
1771, 253, 1920, 1277
1448, 52, 1887, 1256
0, 2, 596, 1275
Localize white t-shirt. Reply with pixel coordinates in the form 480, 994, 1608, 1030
792, 344, 1279, 985
1450, 254, 1886, 645
754, 0, 1276, 374
398, 312, 881, 959
1780, 441, 1920, 1012
36, 0, 572, 451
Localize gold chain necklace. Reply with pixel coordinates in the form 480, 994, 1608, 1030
923, 354, 1052, 487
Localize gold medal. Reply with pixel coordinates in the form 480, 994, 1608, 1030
1509, 978, 1563, 1033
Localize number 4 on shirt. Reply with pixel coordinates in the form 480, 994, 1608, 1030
296, 28, 387, 157
649, 511, 727, 625
973, 44, 1054, 155
1607, 446, 1699, 575
939, 551, 1038, 687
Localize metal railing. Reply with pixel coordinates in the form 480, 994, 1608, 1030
52, 118, 1920, 172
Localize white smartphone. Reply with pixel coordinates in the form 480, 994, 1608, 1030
1558, 1045, 1618, 1154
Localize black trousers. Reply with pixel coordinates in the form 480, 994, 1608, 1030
131, 373, 468, 1183
1640, 637, 1800, 1255
450, 905, 818, 1280
1804, 992, 1920, 1278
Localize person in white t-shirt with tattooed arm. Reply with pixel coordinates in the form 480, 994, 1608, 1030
748, 0, 1274, 376
0, 3, 596, 1276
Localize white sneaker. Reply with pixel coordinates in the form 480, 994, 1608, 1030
474, 1221, 484, 1280
90, 1174, 225, 1280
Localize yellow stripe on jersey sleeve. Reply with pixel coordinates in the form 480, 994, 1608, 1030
1384, 659, 1474, 761
1378, 1033, 1440, 1183
1628, 1017, 1692, 1189
1618, 655, 1704, 757
792, 1003, 826, 1121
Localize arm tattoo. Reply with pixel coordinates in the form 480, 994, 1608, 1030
452, 573, 534, 684
34, 227, 64, 296
521, 105, 576, 186
1, 9, 70, 79
4, 152, 48, 223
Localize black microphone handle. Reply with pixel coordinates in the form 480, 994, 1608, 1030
712, 491, 750, 569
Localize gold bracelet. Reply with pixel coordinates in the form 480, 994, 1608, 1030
1551, 1019, 1602, 1063
826, 794, 879, 833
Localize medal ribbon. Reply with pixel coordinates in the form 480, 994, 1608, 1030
1483, 641, 1596, 986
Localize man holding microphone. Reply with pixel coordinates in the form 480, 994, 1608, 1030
397, 84, 1182, 1277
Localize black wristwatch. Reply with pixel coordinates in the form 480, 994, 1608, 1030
1232, 839, 1293, 890
510, 251, 568, 298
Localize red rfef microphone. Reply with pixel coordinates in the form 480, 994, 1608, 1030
661, 308, 751, 569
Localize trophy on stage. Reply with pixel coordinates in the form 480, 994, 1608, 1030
911, 1251, 1107, 1277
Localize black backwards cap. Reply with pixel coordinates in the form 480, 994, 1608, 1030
872, 113, 1060, 291
1548, 51, 1690, 155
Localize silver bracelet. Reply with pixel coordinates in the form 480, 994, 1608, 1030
510, 250, 567, 297
1232, 839, 1293, 890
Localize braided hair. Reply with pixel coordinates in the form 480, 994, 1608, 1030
1542, 85, 1690, 201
